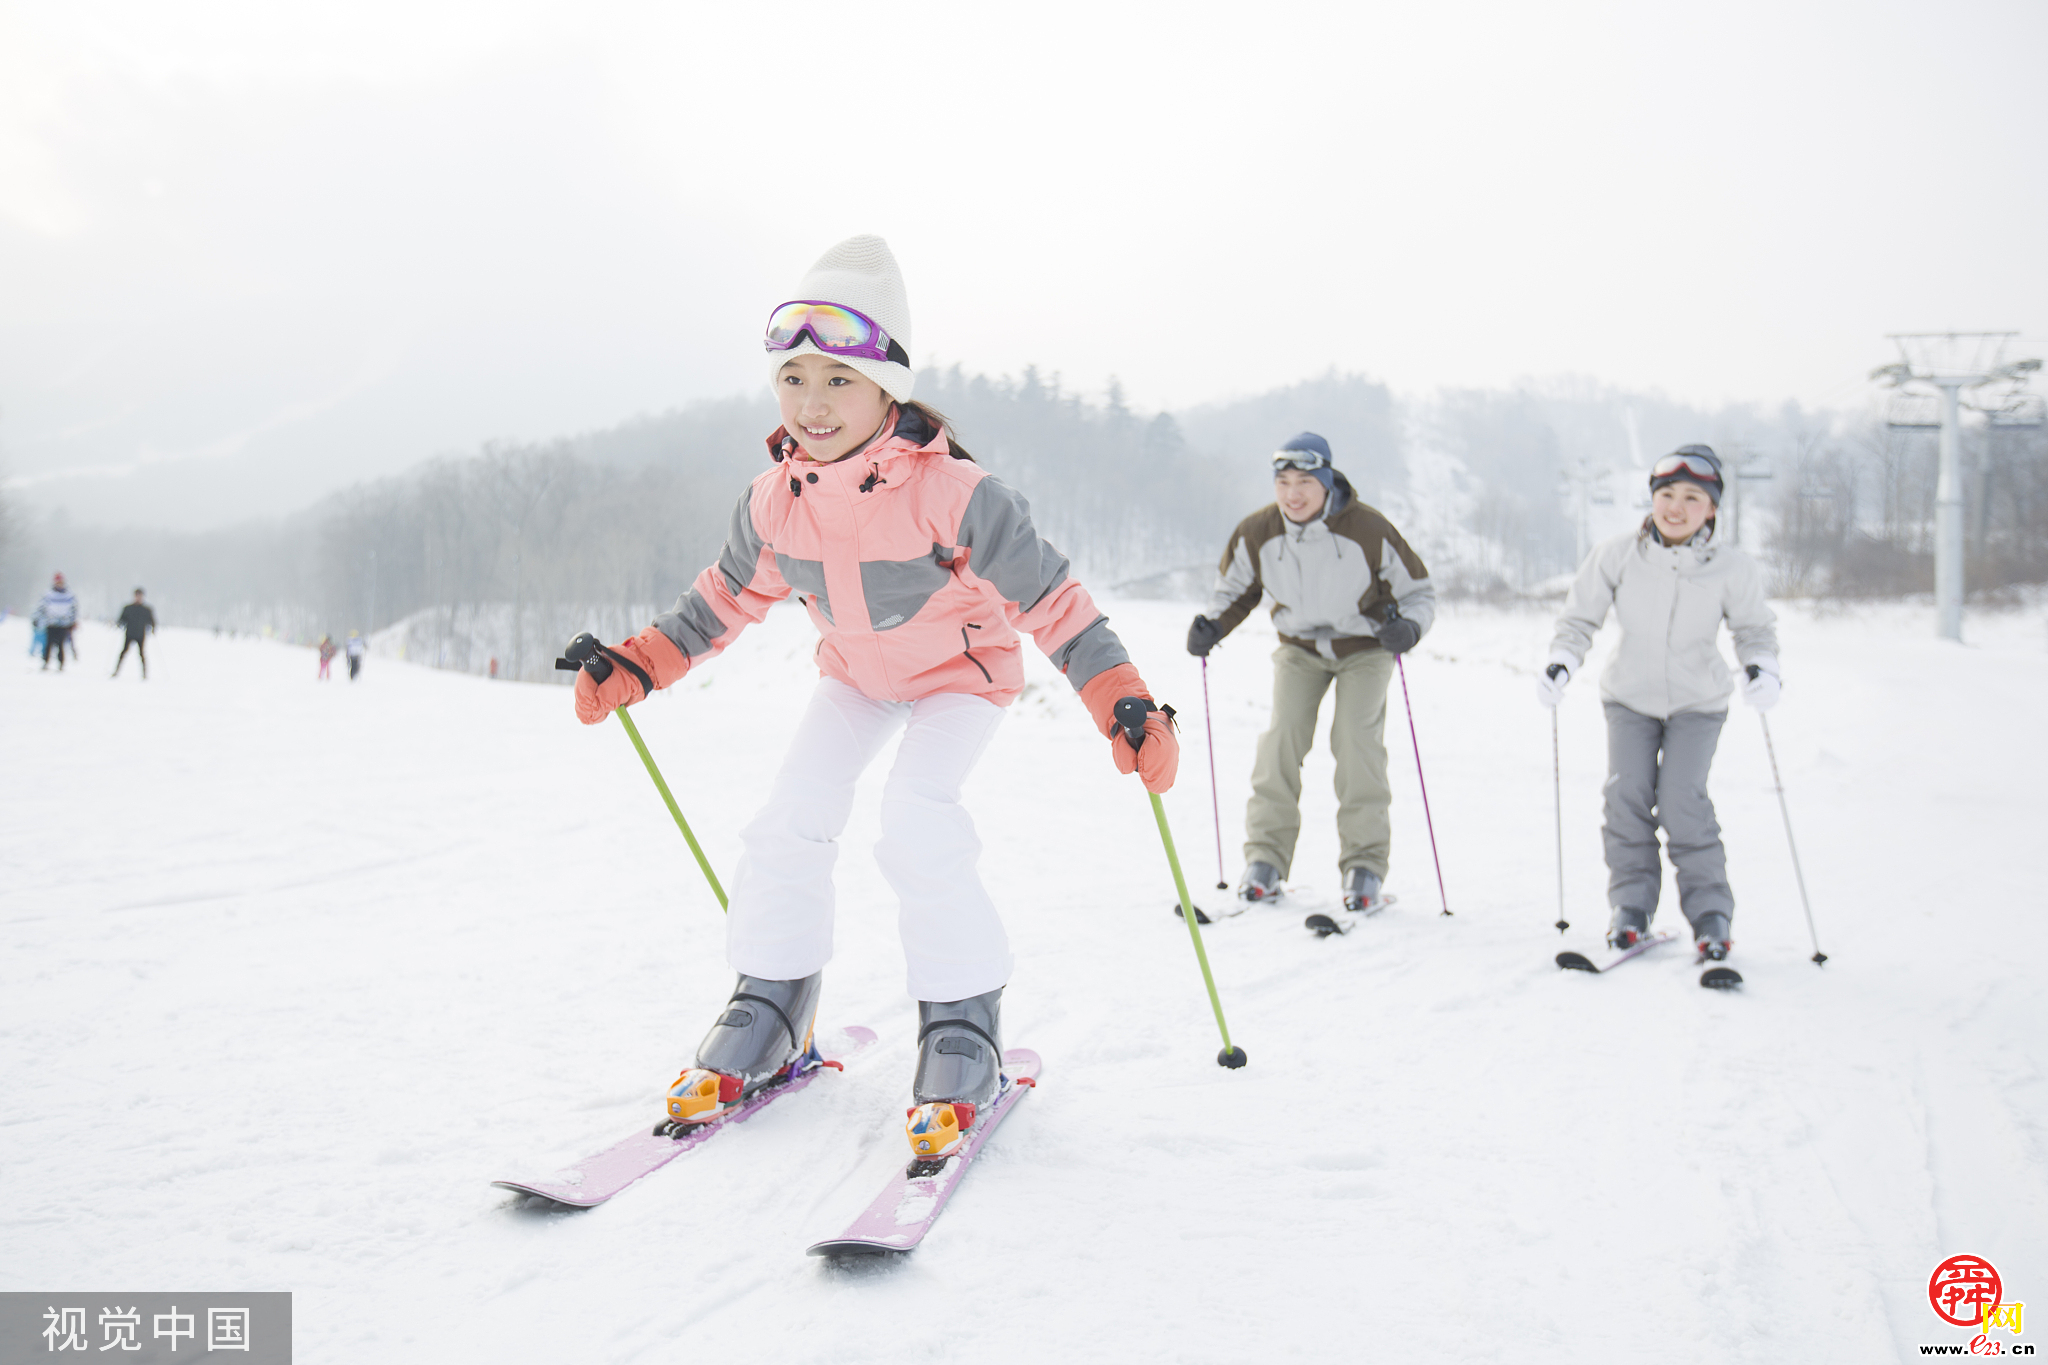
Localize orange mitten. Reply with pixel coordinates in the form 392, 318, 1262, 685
1076, 662, 1180, 794
572, 626, 690, 725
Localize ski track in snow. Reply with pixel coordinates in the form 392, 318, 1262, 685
2, 601, 2044, 1363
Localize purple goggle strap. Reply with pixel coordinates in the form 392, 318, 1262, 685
763, 300, 907, 366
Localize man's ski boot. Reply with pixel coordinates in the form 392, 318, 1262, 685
1237, 861, 1282, 905
1607, 907, 1650, 951
663, 972, 822, 1132
904, 988, 1004, 1172
1690, 913, 1733, 962
1342, 867, 1386, 915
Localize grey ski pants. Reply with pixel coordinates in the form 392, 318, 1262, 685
1601, 702, 1732, 933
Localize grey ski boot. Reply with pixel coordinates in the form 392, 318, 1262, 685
1342, 867, 1385, 914
1237, 861, 1282, 905
1607, 906, 1650, 950
905, 988, 1004, 1165
1689, 912, 1732, 961
664, 972, 823, 1128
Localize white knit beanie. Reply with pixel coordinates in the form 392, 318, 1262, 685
767, 234, 915, 402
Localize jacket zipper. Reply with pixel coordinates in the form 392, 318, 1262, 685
960, 624, 992, 684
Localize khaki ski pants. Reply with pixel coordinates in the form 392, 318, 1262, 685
1244, 644, 1395, 879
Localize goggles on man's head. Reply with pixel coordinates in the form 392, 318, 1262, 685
764, 300, 910, 367
1651, 451, 1722, 483
1273, 449, 1331, 474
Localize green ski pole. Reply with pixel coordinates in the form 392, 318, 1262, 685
613, 707, 727, 911
556, 633, 728, 912
1114, 696, 1247, 1069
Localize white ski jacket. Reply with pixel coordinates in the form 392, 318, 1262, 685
1549, 522, 1778, 719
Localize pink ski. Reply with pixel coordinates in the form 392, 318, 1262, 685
807, 1047, 1042, 1256
494, 1026, 877, 1208
1556, 931, 1675, 974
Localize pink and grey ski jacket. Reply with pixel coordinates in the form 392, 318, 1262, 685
651, 407, 1129, 706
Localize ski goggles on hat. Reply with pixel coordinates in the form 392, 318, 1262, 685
764, 301, 910, 366
1272, 448, 1331, 473
1651, 451, 1722, 482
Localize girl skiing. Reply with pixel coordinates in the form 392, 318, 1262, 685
1536, 446, 1779, 961
573, 235, 1179, 1158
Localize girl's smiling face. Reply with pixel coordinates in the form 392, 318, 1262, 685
776, 351, 893, 463
1651, 481, 1715, 544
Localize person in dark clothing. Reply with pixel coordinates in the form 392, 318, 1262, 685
113, 588, 156, 679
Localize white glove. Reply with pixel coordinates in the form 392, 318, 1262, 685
1535, 657, 1573, 709
1742, 658, 1781, 711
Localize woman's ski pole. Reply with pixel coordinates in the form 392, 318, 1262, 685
1552, 709, 1568, 935
1115, 697, 1247, 1069
1201, 658, 1227, 890
1395, 656, 1452, 917
557, 633, 729, 911
1758, 713, 1826, 966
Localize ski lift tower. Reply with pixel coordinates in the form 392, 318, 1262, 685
1870, 333, 2042, 640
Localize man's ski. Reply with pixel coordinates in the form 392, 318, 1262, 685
493, 1026, 877, 1208
1700, 965, 1743, 989
1555, 930, 1675, 973
807, 1047, 1042, 1256
1306, 893, 1399, 937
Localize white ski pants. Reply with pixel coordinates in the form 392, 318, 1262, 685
725, 677, 1012, 1002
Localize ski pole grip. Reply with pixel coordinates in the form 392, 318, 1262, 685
556, 632, 614, 684
1113, 696, 1151, 752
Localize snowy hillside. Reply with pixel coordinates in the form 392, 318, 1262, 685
3, 599, 2044, 1362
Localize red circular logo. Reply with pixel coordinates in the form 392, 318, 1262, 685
1928, 1254, 2002, 1329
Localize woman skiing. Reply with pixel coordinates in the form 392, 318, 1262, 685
1536, 446, 1779, 961
572, 235, 1179, 1159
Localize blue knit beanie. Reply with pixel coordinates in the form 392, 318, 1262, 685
1275, 431, 1337, 495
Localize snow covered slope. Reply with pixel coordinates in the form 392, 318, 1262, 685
3, 601, 2044, 1363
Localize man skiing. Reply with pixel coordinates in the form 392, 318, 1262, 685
1186, 433, 1434, 918
36, 573, 78, 672
113, 588, 155, 679
1536, 446, 1778, 962
344, 630, 365, 681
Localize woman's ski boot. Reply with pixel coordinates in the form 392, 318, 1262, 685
663, 972, 823, 1132
1607, 907, 1650, 950
1690, 913, 1733, 962
904, 988, 1003, 1172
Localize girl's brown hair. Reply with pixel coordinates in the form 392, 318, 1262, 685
900, 399, 975, 462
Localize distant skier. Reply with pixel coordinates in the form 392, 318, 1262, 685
1536, 446, 1780, 962
570, 235, 1177, 1161
344, 630, 365, 681
317, 635, 338, 680
36, 573, 78, 671
1185, 434, 1434, 918
112, 588, 155, 679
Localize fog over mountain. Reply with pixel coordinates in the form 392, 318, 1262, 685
4, 1, 2043, 538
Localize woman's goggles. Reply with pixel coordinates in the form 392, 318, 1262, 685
1651, 451, 1722, 482
764, 301, 910, 366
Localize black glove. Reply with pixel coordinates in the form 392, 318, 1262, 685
1371, 607, 1420, 655
1186, 615, 1223, 658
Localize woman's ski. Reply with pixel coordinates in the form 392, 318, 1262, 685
1555, 931, 1675, 973
493, 1026, 877, 1208
807, 1047, 1041, 1257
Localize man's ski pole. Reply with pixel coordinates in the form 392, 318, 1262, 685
1758, 713, 1826, 966
557, 633, 728, 911
1395, 656, 1452, 916
1552, 709, 1568, 935
1115, 697, 1247, 1069
1201, 658, 1227, 891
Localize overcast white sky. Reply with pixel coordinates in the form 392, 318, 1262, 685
3, 0, 2044, 529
